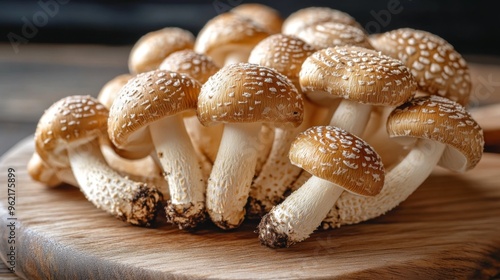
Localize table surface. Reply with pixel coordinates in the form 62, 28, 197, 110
0, 43, 499, 279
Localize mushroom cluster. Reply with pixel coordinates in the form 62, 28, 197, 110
29, 4, 484, 248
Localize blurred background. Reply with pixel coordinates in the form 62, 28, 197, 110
0, 0, 499, 156
1, 0, 499, 55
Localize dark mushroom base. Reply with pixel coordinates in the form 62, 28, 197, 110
258, 213, 293, 248
245, 197, 268, 219
165, 201, 207, 230
118, 184, 163, 227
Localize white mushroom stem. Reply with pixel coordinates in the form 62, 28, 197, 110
184, 114, 223, 164
259, 176, 344, 248
322, 138, 446, 228
289, 101, 371, 194
248, 101, 324, 217
206, 122, 262, 229
329, 100, 372, 136
362, 106, 410, 167
67, 140, 162, 226
248, 127, 302, 216
254, 123, 275, 177
149, 113, 206, 229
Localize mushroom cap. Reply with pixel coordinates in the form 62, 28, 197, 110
159, 50, 220, 84
35, 95, 109, 168
282, 7, 363, 35
289, 125, 385, 196
230, 3, 283, 34
369, 28, 471, 105
387, 95, 484, 172
27, 152, 62, 187
108, 69, 201, 151
128, 27, 195, 74
292, 22, 373, 50
248, 34, 316, 88
97, 74, 134, 109
197, 63, 304, 127
299, 46, 417, 106
194, 13, 270, 66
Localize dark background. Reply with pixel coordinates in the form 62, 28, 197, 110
0, 0, 499, 56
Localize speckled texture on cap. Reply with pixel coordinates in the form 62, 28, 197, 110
35, 95, 109, 167
369, 28, 471, 105
128, 27, 195, 74
289, 126, 385, 196
293, 22, 372, 50
197, 63, 303, 127
387, 95, 484, 171
300, 46, 417, 106
108, 70, 201, 149
282, 6, 363, 35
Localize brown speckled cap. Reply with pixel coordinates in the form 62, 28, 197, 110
97, 74, 134, 109
197, 63, 303, 127
194, 13, 270, 66
292, 22, 372, 50
231, 3, 283, 34
282, 7, 363, 35
299, 46, 417, 106
369, 28, 471, 105
128, 27, 195, 74
289, 125, 385, 196
108, 70, 201, 152
248, 34, 316, 88
35, 95, 109, 168
387, 95, 484, 172
159, 50, 220, 84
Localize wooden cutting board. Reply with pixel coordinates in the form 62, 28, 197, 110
1, 137, 500, 279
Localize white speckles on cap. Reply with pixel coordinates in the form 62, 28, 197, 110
108, 69, 201, 148
292, 22, 372, 51
282, 7, 363, 35
299, 45, 416, 106
369, 28, 471, 105
34, 95, 109, 167
289, 126, 384, 196
388, 95, 484, 171
128, 27, 195, 74
197, 63, 304, 127
159, 50, 220, 84
194, 13, 270, 66
230, 3, 283, 34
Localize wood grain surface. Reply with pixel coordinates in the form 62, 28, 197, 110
471, 104, 500, 147
0, 137, 499, 279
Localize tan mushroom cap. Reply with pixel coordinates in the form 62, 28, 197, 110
108, 69, 201, 151
97, 74, 134, 108
387, 95, 484, 172
289, 125, 384, 196
35, 95, 109, 168
231, 3, 283, 34
197, 63, 303, 127
27, 152, 62, 187
369, 28, 471, 105
282, 7, 363, 35
292, 22, 373, 50
248, 34, 316, 88
159, 50, 220, 84
128, 27, 195, 74
300, 46, 417, 106
194, 13, 270, 66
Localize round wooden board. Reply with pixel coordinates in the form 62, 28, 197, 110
1, 138, 500, 279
